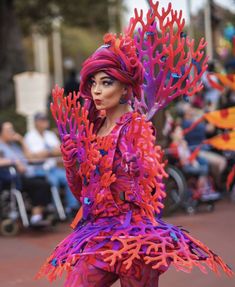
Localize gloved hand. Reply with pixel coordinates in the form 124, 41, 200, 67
122, 152, 140, 177
61, 134, 78, 167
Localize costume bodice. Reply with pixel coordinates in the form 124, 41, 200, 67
76, 112, 167, 225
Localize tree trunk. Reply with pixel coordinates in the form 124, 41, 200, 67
0, 0, 26, 108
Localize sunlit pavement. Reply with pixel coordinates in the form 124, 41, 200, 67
0, 199, 234, 287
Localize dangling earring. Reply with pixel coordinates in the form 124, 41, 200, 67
119, 89, 128, 104
119, 96, 128, 104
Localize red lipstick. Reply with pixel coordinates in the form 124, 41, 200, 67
94, 100, 102, 105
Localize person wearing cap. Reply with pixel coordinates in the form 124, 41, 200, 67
24, 112, 79, 217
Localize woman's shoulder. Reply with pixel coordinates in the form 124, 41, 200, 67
118, 111, 149, 128
129, 112, 155, 132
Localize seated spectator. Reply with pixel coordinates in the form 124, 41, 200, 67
24, 112, 79, 217
0, 121, 51, 226
181, 103, 227, 191
201, 61, 222, 110
220, 88, 235, 109
169, 124, 220, 201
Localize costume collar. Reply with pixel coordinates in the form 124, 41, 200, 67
115, 111, 133, 125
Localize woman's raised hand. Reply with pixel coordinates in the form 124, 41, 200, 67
60, 134, 78, 167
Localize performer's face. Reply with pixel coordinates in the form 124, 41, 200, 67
90, 72, 126, 111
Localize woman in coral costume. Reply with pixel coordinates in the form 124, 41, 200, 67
37, 1, 233, 286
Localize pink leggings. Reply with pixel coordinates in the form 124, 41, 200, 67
65, 258, 160, 287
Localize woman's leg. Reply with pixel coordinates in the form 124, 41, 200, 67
199, 150, 227, 189
65, 258, 119, 287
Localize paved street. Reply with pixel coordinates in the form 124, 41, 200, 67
0, 199, 234, 287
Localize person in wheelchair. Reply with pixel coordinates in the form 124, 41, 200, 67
0, 120, 52, 226
24, 112, 79, 218
181, 102, 227, 192
169, 124, 221, 202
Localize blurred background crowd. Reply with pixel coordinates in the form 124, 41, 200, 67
0, 0, 235, 234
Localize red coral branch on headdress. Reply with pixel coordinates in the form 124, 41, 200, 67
126, 0, 208, 119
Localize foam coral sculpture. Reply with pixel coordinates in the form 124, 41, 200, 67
119, 113, 167, 221
50, 86, 101, 191
101, 221, 232, 275
125, 0, 208, 120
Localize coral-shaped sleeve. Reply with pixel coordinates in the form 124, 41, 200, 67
59, 135, 81, 201
50, 86, 99, 202
118, 112, 168, 222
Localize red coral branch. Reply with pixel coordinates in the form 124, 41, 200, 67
126, 1, 208, 119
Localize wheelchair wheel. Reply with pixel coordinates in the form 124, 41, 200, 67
163, 165, 187, 216
0, 219, 20, 236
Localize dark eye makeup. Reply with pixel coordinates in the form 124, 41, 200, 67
103, 79, 114, 86
89, 76, 115, 87
89, 78, 96, 85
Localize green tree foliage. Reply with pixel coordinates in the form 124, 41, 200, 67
0, 0, 123, 111
0, 0, 26, 108
14, 0, 119, 34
